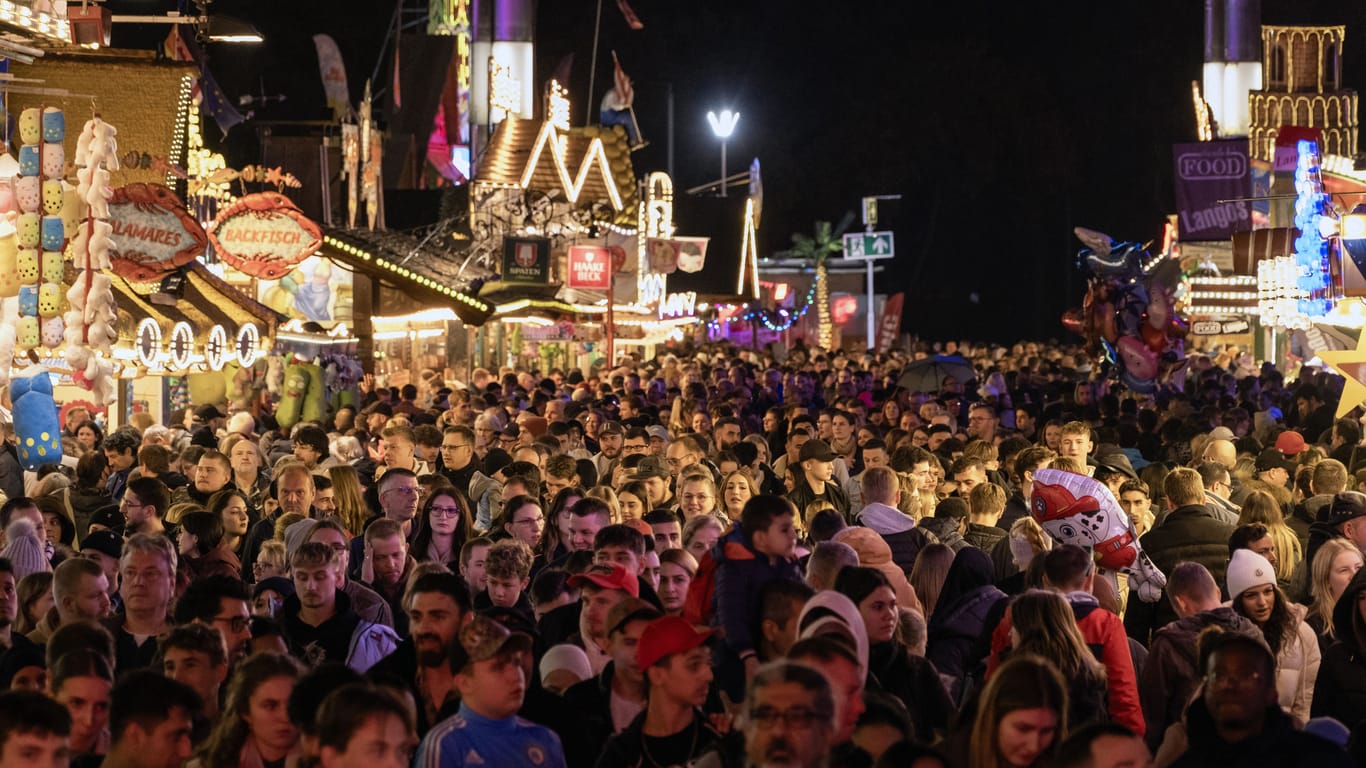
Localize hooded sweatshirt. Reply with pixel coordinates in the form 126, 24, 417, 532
855, 501, 938, 575
832, 526, 921, 614
925, 548, 1005, 700
1138, 606, 1258, 751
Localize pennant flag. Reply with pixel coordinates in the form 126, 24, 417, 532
611, 51, 633, 109
312, 34, 352, 119
167, 27, 244, 137
615, 0, 644, 30
550, 52, 574, 89
392, 35, 402, 109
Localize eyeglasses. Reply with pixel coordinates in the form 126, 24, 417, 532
213, 615, 250, 633
441, 443, 472, 451
429, 506, 462, 518
749, 707, 827, 730
514, 515, 545, 527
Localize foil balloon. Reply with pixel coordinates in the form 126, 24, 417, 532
1116, 336, 1158, 381
1061, 308, 1084, 337
1029, 468, 1167, 602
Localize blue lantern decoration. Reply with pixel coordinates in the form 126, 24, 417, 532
1292, 139, 1333, 318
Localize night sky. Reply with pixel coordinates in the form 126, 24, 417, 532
104, 0, 1366, 342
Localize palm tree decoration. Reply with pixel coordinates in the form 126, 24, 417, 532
790, 220, 844, 350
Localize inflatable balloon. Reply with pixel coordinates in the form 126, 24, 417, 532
276, 363, 312, 429
12, 366, 62, 469
1029, 468, 1167, 602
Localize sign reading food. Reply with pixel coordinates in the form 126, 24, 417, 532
208, 192, 322, 279
107, 183, 208, 282
566, 245, 612, 289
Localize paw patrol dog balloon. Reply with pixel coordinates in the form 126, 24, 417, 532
1030, 468, 1167, 602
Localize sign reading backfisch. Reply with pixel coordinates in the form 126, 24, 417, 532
208, 192, 322, 280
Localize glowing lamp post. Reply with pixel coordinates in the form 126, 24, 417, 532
706, 109, 739, 197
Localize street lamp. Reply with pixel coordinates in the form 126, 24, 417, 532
706, 109, 739, 197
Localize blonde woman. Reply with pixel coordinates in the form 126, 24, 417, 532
585, 486, 622, 523
327, 465, 369, 537
719, 471, 757, 522
1307, 538, 1364, 654
1238, 490, 1303, 582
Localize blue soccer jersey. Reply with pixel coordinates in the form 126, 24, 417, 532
418, 704, 566, 768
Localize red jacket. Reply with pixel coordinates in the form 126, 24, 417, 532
987, 590, 1145, 737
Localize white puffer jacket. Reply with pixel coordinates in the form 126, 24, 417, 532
1274, 605, 1321, 723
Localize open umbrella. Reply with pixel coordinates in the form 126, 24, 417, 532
896, 355, 976, 394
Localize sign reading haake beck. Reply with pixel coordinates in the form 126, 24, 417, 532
1172, 140, 1252, 241
566, 245, 612, 289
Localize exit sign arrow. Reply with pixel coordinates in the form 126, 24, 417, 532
843, 231, 895, 260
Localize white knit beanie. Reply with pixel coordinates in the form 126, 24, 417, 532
539, 643, 593, 688
1, 518, 49, 582
1226, 548, 1276, 600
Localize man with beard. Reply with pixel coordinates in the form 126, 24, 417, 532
437, 426, 481, 496
739, 661, 836, 768
593, 422, 625, 482
120, 478, 171, 537
368, 572, 472, 736
172, 449, 235, 507
595, 616, 723, 767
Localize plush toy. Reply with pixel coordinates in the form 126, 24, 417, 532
186, 372, 227, 409
16, 316, 38, 349
14, 178, 38, 216
0, 321, 14, 388
16, 250, 38, 287
18, 286, 36, 317
0, 223, 17, 298
300, 364, 325, 424
38, 283, 60, 318
40, 315, 61, 349
17, 145, 38, 178
41, 143, 63, 181
41, 181, 61, 216
42, 108, 63, 143
11, 366, 60, 470
265, 355, 285, 394
1030, 468, 1167, 602
40, 216, 63, 251
15, 213, 38, 248
276, 363, 312, 429
40, 251, 61, 284
17, 109, 40, 146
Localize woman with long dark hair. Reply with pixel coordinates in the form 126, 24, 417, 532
536, 486, 583, 563
1226, 548, 1318, 723
410, 487, 472, 566
835, 566, 954, 743
193, 653, 302, 768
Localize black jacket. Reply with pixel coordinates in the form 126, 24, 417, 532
280, 589, 362, 667
785, 478, 851, 522
867, 640, 954, 742
594, 708, 722, 768
563, 662, 641, 768
1125, 504, 1234, 644
917, 517, 969, 552
367, 637, 459, 737
962, 522, 1006, 553
1311, 568, 1366, 728
1173, 697, 1352, 767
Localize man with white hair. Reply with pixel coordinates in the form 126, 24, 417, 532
226, 411, 256, 440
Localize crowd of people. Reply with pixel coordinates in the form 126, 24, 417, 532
0, 338, 1365, 767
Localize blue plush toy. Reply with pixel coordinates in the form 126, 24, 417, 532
12, 367, 61, 470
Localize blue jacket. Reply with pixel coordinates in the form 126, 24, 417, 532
711, 524, 802, 656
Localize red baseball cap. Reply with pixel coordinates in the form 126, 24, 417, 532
567, 563, 639, 597
636, 616, 715, 669
1274, 430, 1306, 456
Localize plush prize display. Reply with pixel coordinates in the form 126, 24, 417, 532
11, 365, 61, 470
64, 115, 120, 405
1029, 468, 1167, 602
7, 107, 69, 354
